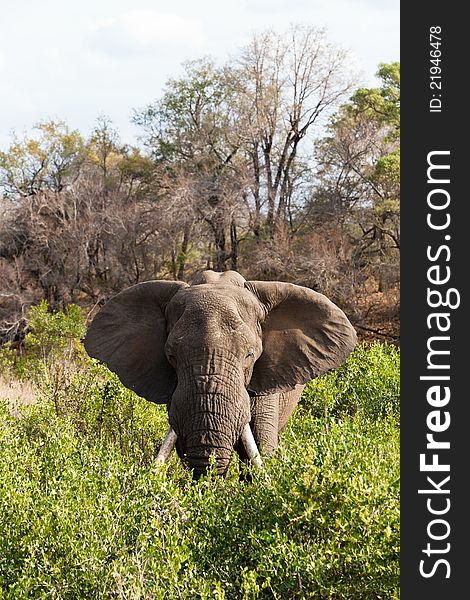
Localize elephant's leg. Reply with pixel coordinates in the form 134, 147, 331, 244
234, 392, 280, 463
235, 385, 305, 467
278, 384, 305, 432
249, 392, 280, 455
234, 392, 279, 471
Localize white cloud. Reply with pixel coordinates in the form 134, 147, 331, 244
89, 10, 206, 58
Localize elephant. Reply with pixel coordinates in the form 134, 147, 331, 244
84, 270, 356, 478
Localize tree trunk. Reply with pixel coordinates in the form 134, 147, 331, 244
177, 224, 191, 281
251, 144, 262, 238
214, 221, 226, 272
207, 194, 227, 272
170, 248, 178, 280
230, 218, 238, 271
263, 141, 276, 237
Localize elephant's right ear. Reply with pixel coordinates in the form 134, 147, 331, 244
84, 281, 188, 404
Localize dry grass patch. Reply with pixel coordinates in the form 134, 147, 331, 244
0, 374, 37, 414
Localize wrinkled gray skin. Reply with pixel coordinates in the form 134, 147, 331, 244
84, 271, 356, 478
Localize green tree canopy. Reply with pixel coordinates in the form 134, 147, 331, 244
0, 120, 86, 197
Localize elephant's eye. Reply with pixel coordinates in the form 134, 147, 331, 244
246, 350, 255, 359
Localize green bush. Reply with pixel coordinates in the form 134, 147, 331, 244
0, 314, 400, 599
0, 301, 87, 382
301, 342, 400, 422
0, 405, 398, 599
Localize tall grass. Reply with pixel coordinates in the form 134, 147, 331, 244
0, 304, 399, 599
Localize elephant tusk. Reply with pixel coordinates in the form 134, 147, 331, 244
156, 427, 178, 465
240, 423, 264, 469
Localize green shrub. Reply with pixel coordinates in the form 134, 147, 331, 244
1, 301, 86, 381
0, 402, 398, 599
24, 300, 86, 357
0, 317, 400, 599
301, 342, 400, 422
0, 301, 89, 417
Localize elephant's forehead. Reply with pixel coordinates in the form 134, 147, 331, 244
173, 285, 263, 322
191, 270, 246, 287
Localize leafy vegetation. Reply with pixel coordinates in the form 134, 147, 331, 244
0, 304, 399, 599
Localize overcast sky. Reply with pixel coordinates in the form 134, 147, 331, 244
0, 0, 399, 148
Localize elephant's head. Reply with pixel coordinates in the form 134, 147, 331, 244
84, 270, 356, 477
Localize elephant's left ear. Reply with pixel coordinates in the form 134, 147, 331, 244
84, 281, 188, 404
245, 281, 357, 395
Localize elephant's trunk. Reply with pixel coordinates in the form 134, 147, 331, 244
166, 348, 263, 476
183, 419, 236, 477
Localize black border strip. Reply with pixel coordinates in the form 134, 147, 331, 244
401, 3, 467, 596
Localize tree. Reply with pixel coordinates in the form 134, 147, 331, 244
134, 28, 353, 271
134, 59, 244, 272
349, 62, 400, 257
0, 120, 86, 198
304, 62, 400, 335
87, 116, 125, 194
236, 25, 353, 237
322, 62, 400, 257
350, 62, 400, 135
